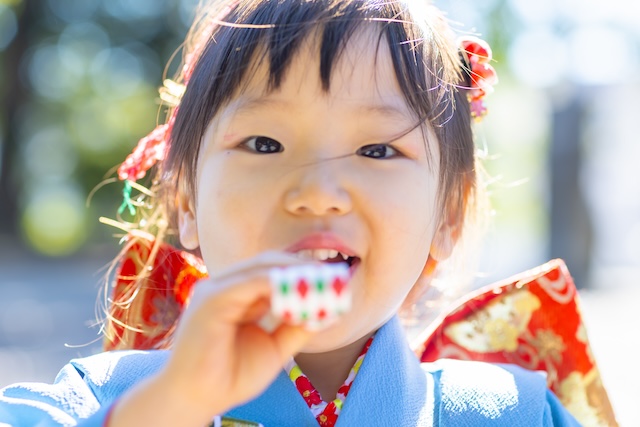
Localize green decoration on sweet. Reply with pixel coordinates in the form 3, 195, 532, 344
280, 282, 289, 295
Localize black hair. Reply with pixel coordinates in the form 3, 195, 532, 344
103, 0, 480, 351
165, 0, 475, 224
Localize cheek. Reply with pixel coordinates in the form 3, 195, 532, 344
194, 155, 284, 271
358, 167, 439, 292
364, 167, 439, 242
195, 158, 257, 266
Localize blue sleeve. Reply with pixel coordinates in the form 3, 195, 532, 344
0, 350, 168, 427
427, 360, 584, 426
0, 363, 112, 427
543, 389, 582, 427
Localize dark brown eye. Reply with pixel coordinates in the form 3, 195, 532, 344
243, 136, 283, 153
357, 144, 398, 159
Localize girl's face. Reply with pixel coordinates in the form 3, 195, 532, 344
178, 29, 454, 352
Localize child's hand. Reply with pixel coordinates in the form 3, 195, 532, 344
165, 251, 316, 411
108, 251, 315, 427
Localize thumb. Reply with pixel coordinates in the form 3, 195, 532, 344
271, 324, 315, 363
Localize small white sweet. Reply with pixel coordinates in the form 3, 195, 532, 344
264, 263, 351, 331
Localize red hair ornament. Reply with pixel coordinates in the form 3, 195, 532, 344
117, 120, 172, 182
459, 36, 498, 120
116, 2, 238, 186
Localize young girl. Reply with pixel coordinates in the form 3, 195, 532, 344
0, 0, 581, 425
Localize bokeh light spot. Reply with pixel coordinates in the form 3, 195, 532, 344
26, 43, 81, 100
568, 26, 631, 85
57, 22, 111, 77
509, 0, 558, 25
21, 185, 88, 256
178, 0, 202, 27
89, 47, 144, 99
103, 0, 167, 20
0, 5, 17, 51
67, 85, 156, 159
508, 28, 569, 88
22, 127, 78, 180
46, 0, 100, 23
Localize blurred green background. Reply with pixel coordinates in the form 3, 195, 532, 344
0, 0, 197, 256
0, 0, 638, 424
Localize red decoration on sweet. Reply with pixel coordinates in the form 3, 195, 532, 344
331, 277, 345, 296
459, 36, 498, 120
317, 308, 327, 320
297, 279, 309, 298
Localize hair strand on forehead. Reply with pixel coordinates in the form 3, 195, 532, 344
102, 0, 486, 350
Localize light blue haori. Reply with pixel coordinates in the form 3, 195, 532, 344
0, 316, 581, 426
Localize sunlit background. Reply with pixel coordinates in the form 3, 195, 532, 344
0, 0, 638, 424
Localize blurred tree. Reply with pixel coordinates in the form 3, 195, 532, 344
0, 0, 25, 237
0, 0, 196, 254
547, 90, 593, 288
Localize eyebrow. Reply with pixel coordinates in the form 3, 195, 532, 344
230, 96, 414, 122
231, 97, 287, 115
358, 103, 413, 122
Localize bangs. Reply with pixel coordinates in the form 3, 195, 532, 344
167, 0, 464, 193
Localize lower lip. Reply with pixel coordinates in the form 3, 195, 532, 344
348, 258, 361, 277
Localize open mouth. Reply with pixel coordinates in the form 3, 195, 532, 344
293, 249, 360, 271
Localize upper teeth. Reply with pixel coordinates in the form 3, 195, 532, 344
295, 249, 349, 261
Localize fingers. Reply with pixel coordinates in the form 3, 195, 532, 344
241, 297, 271, 324
181, 251, 320, 339
182, 278, 272, 331
159, 251, 321, 416
271, 324, 315, 363
181, 250, 324, 353
188, 251, 316, 324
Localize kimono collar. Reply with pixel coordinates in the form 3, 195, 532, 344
225, 316, 434, 426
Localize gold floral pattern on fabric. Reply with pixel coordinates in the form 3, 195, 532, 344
414, 259, 618, 427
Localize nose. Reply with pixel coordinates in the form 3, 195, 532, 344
284, 161, 353, 216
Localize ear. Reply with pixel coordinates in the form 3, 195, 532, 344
429, 221, 456, 263
404, 206, 461, 308
176, 186, 199, 250
414, 221, 457, 288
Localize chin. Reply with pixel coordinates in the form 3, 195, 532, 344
299, 323, 356, 353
